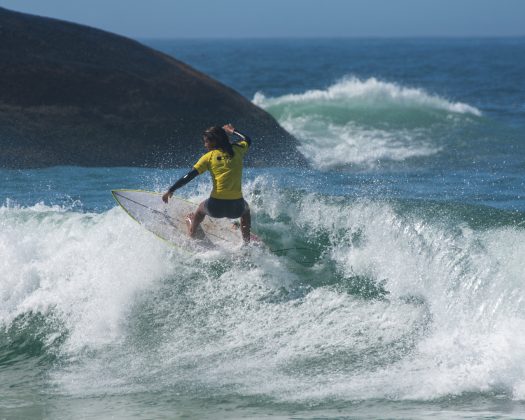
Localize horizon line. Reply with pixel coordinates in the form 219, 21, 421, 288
137, 34, 525, 41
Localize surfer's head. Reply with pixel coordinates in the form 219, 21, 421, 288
203, 126, 234, 157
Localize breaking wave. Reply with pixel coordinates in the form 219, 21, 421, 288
254, 77, 482, 169
2, 179, 525, 403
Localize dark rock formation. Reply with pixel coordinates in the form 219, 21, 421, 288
0, 7, 305, 168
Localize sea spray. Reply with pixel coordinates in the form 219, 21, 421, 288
3, 180, 524, 403
0, 204, 173, 355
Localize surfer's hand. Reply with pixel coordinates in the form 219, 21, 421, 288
162, 191, 172, 203
222, 124, 235, 134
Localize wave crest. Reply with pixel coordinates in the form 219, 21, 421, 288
254, 76, 481, 116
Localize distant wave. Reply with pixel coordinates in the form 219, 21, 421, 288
280, 117, 441, 169
254, 77, 482, 117
254, 77, 481, 169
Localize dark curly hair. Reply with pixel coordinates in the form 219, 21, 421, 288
203, 126, 234, 157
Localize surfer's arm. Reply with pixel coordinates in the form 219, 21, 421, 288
232, 129, 252, 146
223, 124, 252, 146
162, 169, 199, 203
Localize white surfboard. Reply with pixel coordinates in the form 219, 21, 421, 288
112, 189, 255, 251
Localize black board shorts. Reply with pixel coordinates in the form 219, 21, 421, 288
204, 197, 248, 219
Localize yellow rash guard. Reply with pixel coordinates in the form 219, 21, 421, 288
193, 141, 249, 200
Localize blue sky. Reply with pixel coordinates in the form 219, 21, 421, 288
1, 0, 524, 38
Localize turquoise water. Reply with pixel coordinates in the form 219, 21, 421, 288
2, 38, 525, 419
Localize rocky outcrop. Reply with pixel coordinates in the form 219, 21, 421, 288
0, 7, 305, 168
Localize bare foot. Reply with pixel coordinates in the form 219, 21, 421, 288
185, 212, 205, 240
185, 213, 194, 237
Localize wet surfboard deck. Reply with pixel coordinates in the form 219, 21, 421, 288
112, 189, 259, 251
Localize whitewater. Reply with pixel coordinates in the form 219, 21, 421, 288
253, 76, 481, 169
2, 38, 525, 419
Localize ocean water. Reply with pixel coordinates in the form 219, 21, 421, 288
1, 38, 525, 419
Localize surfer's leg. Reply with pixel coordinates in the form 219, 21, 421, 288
188, 202, 206, 238
240, 206, 251, 243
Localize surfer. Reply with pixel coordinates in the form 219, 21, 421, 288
162, 124, 252, 243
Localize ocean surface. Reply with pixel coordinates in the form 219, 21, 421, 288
2, 38, 525, 419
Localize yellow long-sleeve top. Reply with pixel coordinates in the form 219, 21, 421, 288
193, 141, 249, 200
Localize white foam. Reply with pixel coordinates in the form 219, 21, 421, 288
285, 196, 525, 401
253, 77, 480, 169
280, 116, 441, 169
4, 193, 525, 403
0, 204, 173, 352
159, 187, 525, 402
254, 76, 482, 116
